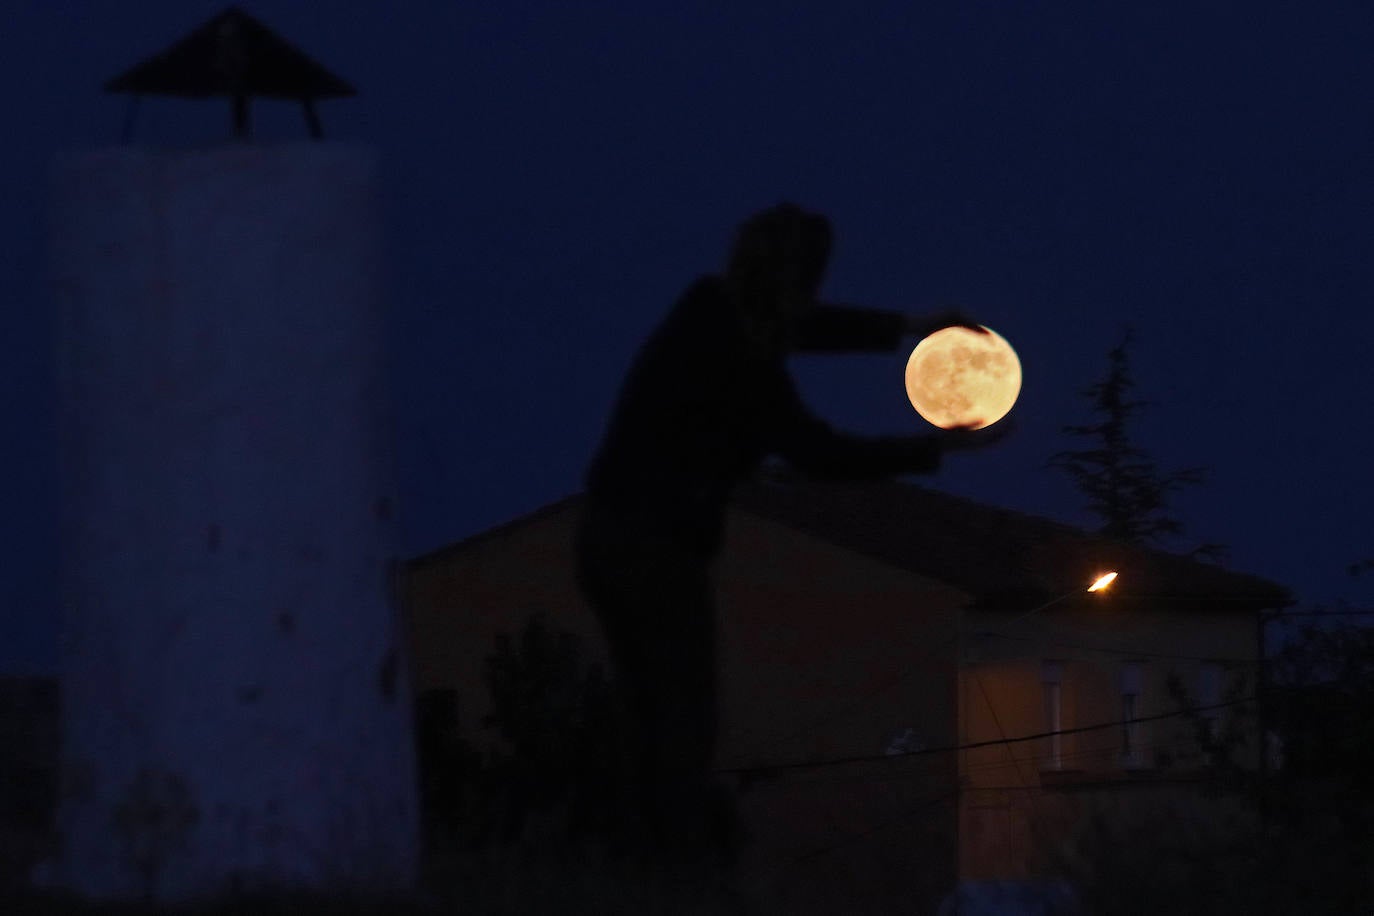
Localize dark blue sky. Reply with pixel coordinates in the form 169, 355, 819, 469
3, 1, 1371, 673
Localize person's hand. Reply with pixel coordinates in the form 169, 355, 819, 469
937, 418, 1016, 451
906, 308, 989, 338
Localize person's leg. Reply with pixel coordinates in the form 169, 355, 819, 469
637, 566, 716, 863
574, 506, 726, 868
575, 506, 674, 862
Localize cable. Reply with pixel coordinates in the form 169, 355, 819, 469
967, 668, 1043, 857
789, 731, 1232, 789
762, 728, 1258, 877
717, 694, 1257, 776
722, 586, 1240, 766
761, 735, 1254, 877
749, 670, 1362, 879
721, 620, 964, 763
720, 585, 1120, 760
757, 694, 1263, 877
723, 581, 1278, 782
972, 669, 1035, 788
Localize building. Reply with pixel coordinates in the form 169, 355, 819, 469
44, 7, 414, 902
403, 471, 1290, 912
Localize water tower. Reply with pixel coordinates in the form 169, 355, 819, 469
42, 7, 419, 902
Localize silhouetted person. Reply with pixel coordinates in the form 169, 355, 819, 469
576, 203, 1010, 881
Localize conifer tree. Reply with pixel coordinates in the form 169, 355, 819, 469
1049, 328, 1225, 560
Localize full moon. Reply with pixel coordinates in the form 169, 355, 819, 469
904, 325, 1022, 429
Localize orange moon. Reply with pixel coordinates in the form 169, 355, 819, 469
904, 326, 1022, 429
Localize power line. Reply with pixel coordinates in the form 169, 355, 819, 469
764, 731, 1254, 875
720, 585, 1127, 761
760, 727, 1251, 876
753, 667, 1361, 878
973, 668, 1035, 788
721, 616, 964, 761
718, 694, 1257, 777
789, 732, 1234, 789
962, 729, 1223, 776
724, 575, 1289, 788
731, 679, 1372, 781
780, 678, 1255, 789
724, 586, 1261, 764
754, 667, 1260, 879
967, 667, 1047, 839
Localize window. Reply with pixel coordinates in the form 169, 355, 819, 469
1042, 661, 1063, 770
1120, 661, 1144, 768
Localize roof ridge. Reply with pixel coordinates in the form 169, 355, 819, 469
406, 492, 583, 569
404, 477, 1290, 608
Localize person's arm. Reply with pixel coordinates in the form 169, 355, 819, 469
903, 308, 989, 339
794, 304, 989, 353
793, 304, 906, 353
765, 365, 1013, 478
777, 413, 944, 478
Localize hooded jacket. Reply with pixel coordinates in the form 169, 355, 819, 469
584, 275, 942, 560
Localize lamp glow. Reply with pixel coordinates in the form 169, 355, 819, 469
1088, 572, 1118, 593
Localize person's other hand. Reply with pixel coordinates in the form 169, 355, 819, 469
938, 418, 1016, 451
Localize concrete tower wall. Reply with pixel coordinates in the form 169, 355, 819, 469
45, 144, 418, 901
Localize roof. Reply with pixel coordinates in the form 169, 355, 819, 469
734, 469, 1292, 612
104, 6, 355, 100
407, 494, 583, 570
407, 475, 1292, 612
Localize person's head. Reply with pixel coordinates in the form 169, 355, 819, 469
724, 203, 832, 353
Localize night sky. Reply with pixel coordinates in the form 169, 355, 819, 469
3, 1, 1371, 674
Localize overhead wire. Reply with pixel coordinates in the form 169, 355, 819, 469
762, 716, 1255, 876
732, 677, 1374, 783
722, 579, 1276, 877
967, 667, 1044, 857
719, 610, 1255, 778
745, 596, 1266, 876
749, 617, 1359, 876
721, 591, 1098, 762
724, 584, 1260, 768
787, 731, 1230, 789
717, 694, 1257, 776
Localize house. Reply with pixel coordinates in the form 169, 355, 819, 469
403, 470, 1291, 913
1, 474, 1290, 908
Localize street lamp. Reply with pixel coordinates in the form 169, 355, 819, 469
1001, 571, 1120, 626
1088, 571, 1118, 593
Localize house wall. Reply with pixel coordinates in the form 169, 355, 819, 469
404, 500, 971, 913
957, 597, 1261, 880
715, 509, 968, 914
405, 500, 596, 738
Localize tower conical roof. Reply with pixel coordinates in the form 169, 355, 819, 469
105, 6, 355, 100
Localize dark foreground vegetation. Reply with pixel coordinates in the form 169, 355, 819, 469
3, 837, 753, 916
7, 616, 1374, 915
